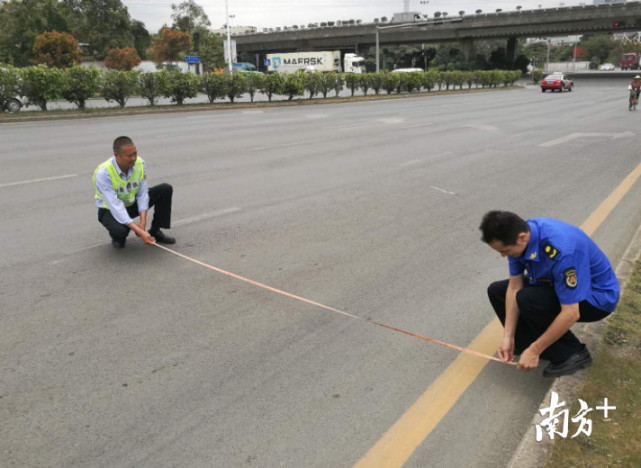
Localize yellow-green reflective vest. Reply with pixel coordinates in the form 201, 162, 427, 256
92, 158, 145, 208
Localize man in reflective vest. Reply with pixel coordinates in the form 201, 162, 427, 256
93, 136, 175, 248
480, 211, 619, 378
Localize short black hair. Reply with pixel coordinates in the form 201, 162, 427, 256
113, 136, 134, 155
479, 211, 530, 245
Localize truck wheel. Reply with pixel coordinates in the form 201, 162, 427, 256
541, 88, 545, 93
6, 98, 21, 113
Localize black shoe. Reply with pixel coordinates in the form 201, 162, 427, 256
542, 346, 592, 378
150, 229, 175, 244
112, 239, 126, 248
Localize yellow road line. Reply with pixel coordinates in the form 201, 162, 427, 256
354, 160, 641, 468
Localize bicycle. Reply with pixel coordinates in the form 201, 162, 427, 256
629, 89, 639, 111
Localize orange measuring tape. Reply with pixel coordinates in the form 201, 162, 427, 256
153, 243, 516, 366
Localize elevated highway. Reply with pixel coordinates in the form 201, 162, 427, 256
236, 2, 641, 64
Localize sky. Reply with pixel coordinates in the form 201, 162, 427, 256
122, 0, 592, 32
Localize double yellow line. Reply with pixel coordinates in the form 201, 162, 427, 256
354, 161, 641, 468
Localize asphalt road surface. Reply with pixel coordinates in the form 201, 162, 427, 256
2, 76, 641, 467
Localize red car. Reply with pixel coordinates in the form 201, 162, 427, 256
541, 73, 574, 93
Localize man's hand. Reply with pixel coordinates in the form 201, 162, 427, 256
498, 336, 515, 363
128, 222, 155, 245
516, 347, 540, 372
139, 230, 156, 245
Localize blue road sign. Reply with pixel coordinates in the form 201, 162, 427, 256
185, 56, 200, 64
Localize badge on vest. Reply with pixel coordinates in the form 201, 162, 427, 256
564, 268, 577, 289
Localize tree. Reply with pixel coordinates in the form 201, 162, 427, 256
223, 72, 247, 103
459, 11, 465, 17
101, 69, 139, 108
171, 0, 211, 36
333, 73, 344, 96
147, 28, 191, 68
476, 9, 483, 14
163, 70, 200, 105
318, 73, 336, 98
139, 71, 168, 106
263, 72, 284, 102
359, 73, 371, 95
245, 73, 264, 102
62, 0, 135, 59
368, 72, 383, 94
580, 34, 618, 63
381, 71, 400, 94
304, 72, 322, 99
344, 73, 360, 96
104, 47, 141, 71
283, 72, 305, 100
432, 47, 451, 68
61, 65, 101, 109
0, 0, 70, 66
0, 65, 20, 102
33, 31, 80, 68
131, 20, 151, 60
193, 27, 224, 72
200, 72, 225, 102
18, 65, 65, 110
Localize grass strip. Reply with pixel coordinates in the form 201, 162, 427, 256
544, 259, 641, 467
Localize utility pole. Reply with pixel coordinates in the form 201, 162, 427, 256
225, 0, 233, 73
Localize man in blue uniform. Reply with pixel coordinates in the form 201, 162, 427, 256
480, 211, 619, 377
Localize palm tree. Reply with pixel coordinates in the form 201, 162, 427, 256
459, 10, 465, 17
516, 5, 522, 12
476, 9, 482, 14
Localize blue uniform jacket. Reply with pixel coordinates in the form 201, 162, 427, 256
508, 218, 619, 313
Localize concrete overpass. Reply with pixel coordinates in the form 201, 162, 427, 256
235, 2, 641, 65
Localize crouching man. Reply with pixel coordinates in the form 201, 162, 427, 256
480, 211, 619, 377
93, 136, 176, 248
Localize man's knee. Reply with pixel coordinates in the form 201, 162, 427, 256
109, 223, 130, 241
156, 183, 173, 197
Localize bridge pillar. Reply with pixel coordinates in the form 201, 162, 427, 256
506, 37, 518, 63
460, 38, 475, 62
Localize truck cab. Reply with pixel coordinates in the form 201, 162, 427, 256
344, 53, 365, 74
620, 53, 640, 71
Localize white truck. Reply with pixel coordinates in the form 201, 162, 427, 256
265, 51, 364, 74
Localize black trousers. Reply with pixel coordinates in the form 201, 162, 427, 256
97, 183, 173, 243
487, 279, 609, 364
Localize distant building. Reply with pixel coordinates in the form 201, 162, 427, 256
212, 26, 257, 36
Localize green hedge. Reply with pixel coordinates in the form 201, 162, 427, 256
1, 64, 523, 110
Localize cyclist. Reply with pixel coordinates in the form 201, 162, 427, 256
630, 75, 641, 109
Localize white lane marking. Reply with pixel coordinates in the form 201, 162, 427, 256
429, 186, 456, 195
173, 207, 242, 227
460, 124, 498, 131
378, 117, 405, 124
399, 151, 452, 167
404, 123, 433, 129
400, 159, 425, 167
253, 138, 326, 151
0, 174, 78, 188
539, 131, 635, 147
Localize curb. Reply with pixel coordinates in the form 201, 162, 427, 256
507, 220, 641, 468
0, 85, 522, 124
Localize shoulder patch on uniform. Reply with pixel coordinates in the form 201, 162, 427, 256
564, 268, 577, 289
543, 242, 561, 260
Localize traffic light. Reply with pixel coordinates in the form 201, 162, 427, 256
613, 21, 626, 28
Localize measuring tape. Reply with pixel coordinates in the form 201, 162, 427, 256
153, 243, 516, 366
